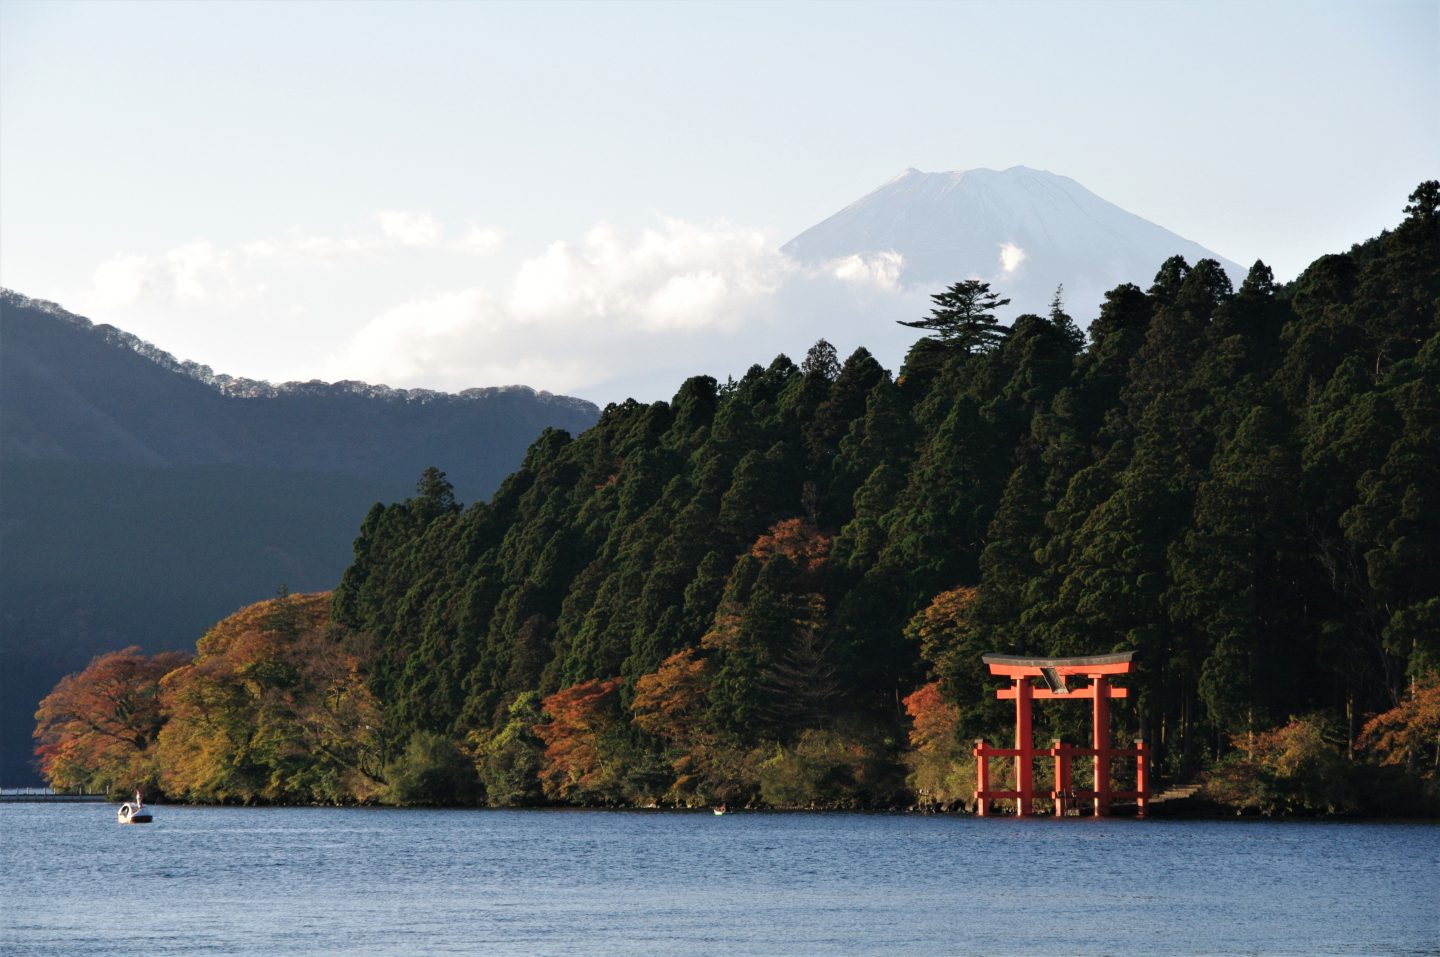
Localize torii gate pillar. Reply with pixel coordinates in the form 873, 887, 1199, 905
1091, 674, 1111, 816
1013, 675, 1034, 816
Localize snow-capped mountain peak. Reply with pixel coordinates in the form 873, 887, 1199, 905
783, 166, 1241, 318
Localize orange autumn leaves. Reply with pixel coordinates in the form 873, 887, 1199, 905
34, 592, 382, 802
900, 682, 974, 807
33, 646, 190, 796
533, 677, 625, 802
1359, 677, 1440, 779
630, 645, 750, 803
750, 517, 832, 572
156, 592, 383, 803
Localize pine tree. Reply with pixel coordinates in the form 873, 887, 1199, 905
898, 280, 1011, 353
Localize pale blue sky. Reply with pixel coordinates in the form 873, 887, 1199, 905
2, 0, 1436, 401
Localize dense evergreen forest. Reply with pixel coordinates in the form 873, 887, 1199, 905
35, 184, 1439, 813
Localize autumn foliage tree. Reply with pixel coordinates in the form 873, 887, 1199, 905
901, 682, 973, 808
632, 648, 710, 745
34, 647, 190, 797
534, 677, 626, 803
905, 587, 988, 720
1200, 715, 1357, 815
749, 517, 832, 571
1360, 676, 1440, 783
156, 592, 383, 804
630, 646, 753, 804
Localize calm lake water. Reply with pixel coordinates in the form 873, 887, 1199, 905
2, 804, 1436, 957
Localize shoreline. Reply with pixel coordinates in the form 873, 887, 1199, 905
10, 795, 1436, 822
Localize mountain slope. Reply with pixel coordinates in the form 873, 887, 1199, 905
1, 290, 598, 496
0, 289, 600, 784
783, 166, 1244, 316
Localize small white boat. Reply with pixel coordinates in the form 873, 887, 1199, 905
713, 804, 727, 816
118, 791, 153, 824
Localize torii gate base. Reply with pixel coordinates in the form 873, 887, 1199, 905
973, 653, 1148, 818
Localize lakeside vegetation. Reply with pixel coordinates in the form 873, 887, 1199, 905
34, 183, 1440, 815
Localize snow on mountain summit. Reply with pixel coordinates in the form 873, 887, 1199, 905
783, 166, 1243, 319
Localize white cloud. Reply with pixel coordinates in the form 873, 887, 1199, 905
332, 288, 605, 392
455, 224, 505, 257
167, 241, 229, 303
639, 270, 730, 329
999, 242, 1026, 274
508, 217, 785, 331
375, 209, 442, 248
290, 232, 373, 259
84, 210, 468, 308
91, 241, 235, 307
830, 250, 904, 290
324, 217, 802, 394
91, 254, 158, 309
79, 211, 938, 402
325, 216, 934, 399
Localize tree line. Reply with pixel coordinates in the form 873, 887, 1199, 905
35, 183, 1440, 813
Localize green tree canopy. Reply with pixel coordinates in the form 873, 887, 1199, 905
898, 280, 1011, 353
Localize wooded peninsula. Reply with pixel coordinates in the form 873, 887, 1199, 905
34, 183, 1439, 816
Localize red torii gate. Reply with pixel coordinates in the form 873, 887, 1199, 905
973, 652, 1148, 818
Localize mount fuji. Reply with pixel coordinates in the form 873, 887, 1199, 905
783, 166, 1245, 319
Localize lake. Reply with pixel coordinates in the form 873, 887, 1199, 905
3, 804, 1436, 956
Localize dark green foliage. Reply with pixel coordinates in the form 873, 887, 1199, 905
474, 692, 545, 806
755, 723, 907, 809
382, 731, 481, 806
332, 184, 1439, 805
897, 279, 1011, 353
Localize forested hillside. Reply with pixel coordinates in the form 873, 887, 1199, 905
35, 184, 1439, 812
325, 183, 1437, 809
0, 291, 598, 785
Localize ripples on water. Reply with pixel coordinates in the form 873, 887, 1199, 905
3, 805, 1437, 956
